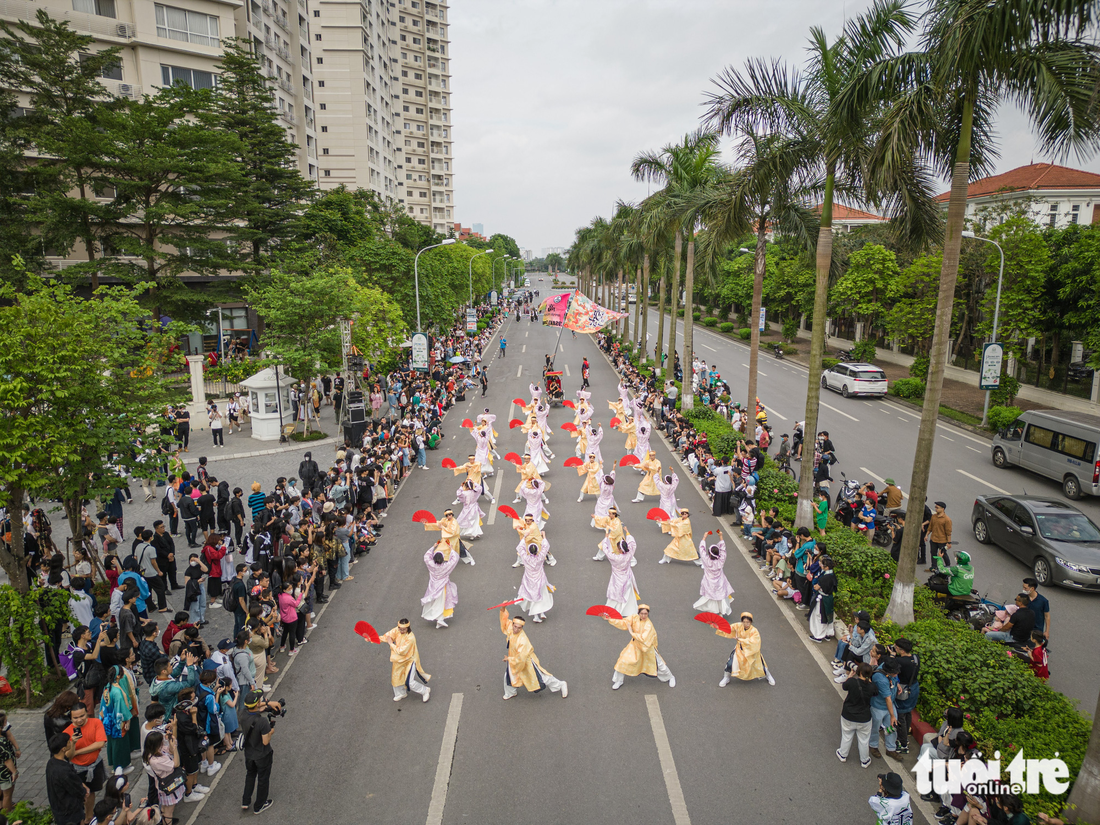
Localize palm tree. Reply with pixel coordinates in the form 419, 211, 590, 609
836, 0, 1100, 624
704, 1, 940, 542
632, 130, 722, 408
690, 131, 820, 424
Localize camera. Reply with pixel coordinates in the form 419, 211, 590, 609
266, 698, 288, 719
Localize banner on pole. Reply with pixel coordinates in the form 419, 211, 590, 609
980, 342, 1004, 390
539, 292, 571, 327
563, 291, 628, 333
759, 307, 767, 332
411, 332, 430, 372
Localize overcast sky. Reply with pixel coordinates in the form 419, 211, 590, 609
448, 0, 1100, 254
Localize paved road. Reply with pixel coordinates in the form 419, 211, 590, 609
190, 310, 915, 825
642, 307, 1100, 713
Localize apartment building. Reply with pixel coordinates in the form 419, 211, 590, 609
311, 0, 454, 233
0, 0, 320, 182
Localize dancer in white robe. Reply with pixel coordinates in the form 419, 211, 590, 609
420, 547, 460, 628
477, 410, 500, 458
586, 424, 604, 466
534, 403, 552, 441
693, 536, 734, 616
592, 471, 617, 530
606, 535, 640, 617
455, 481, 484, 540
528, 382, 542, 407
519, 479, 549, 531
655, 472, 680, 521
633, 416, 653, 462
517, 537, 554, 622
618, 382, 632, 418
525, 428, 551, 473
471, 425, 494, 476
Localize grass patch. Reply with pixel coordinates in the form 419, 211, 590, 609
0, 671, 72, 710
290, 430, 329, 442
937, 405, 984, 428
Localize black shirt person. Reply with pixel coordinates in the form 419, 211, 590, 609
46, 734, 87, 825
240, 690, 278, 815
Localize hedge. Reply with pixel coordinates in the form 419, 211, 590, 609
703, 317, 719, 327
718, 322, 735, 333
890, 377, 926, 399
987, 405, 1022, 432
692, 311, 702, 321
738, 328, 751, 340
607, 342, 1088, 819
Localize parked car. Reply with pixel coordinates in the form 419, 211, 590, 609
820, 362, 887, 398
990, 409, 1100, 499
1068, 360, 1094, 382
971, 494, 1100, 591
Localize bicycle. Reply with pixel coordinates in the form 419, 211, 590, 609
775, 452, 796, 479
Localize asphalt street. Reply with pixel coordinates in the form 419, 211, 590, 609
642, 306, 1100, 713
192, 307, 910, 825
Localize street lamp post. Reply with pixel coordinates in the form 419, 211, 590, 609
414, 238, 456, 332
493, 255, 511, 292
962, 230, 1005, 428
468, 247, 493, 306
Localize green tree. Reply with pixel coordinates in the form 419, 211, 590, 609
0, 272, 181, 593
0, 9, 126, 288
830, 243, 900, 335
847, 0, 1100, 624
488, 233, 521, 260
632, 129, 723, 401
545, 252, 564, 272
206, 39, 316, 270
884, 254, 943, 353
705, 0, 940, 532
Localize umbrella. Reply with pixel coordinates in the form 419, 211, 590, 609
448, 355, 468, 364
694, 612, 732, 634
354, 621, 381, 644
586, 605, 622, 620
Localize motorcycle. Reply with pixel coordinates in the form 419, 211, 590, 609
832, 472, 860, 516
871, 513, 895, 547
836, 348, 855, 362
772, 343, 785, 360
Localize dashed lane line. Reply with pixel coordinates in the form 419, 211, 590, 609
820, 401, 859, 422
956, 469, 1010, 495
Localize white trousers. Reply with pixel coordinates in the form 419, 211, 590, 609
838, 717, 872, 762
394, 667, 429, 699
503, 669, 563, 698
613, 654, 672, 687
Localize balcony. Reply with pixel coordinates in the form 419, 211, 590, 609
280, 109, 297, 124
274, 15, 290, 32
262, 0, 272, 13
279, 76, 293, 93
0, 0, 135, 39
277, 44, 291, 61
298, 0, 306, 9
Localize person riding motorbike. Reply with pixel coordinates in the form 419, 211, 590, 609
927, 551, 974, 597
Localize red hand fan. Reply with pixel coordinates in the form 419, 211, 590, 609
461, 418, 475, 428
497, 504, 520, 520
441, 458, 457, 469
563, 400, 576, 409
504, 452, 523, 466
585, 605, 623, 620
487, 598, 524, 611
646, 508, 671, 521
509, 418, 524, 429
693, 612, 732, 634
563, 457, 583, 468
412, 510, 437, 524
619, 455, 640, 467
560, 422, 577, 432
512, 397, 526, 406
354, 620, 381, 644
610, 417, 621, 428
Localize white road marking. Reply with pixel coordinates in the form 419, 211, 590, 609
564, 364, 571, 376
425, 693, 464, 825
516, 365, 522, 378
560, 344, 564, 352
941, 435, 955, 442
758, 370, 767, 377
525, 331, 528, 338
767, 408, 788, 421
860, 468, 906, 498
645, 695, 692, 825
966, 446, 982, 453
741, 363, 750, 369
879, 409, 890, 415
937, 425, 987, 446
522, 345, 526, 353
956, 469, 1010, 495
820, 401, 859, 422
701, 343, 716, 352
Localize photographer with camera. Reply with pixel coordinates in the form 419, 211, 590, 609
239, 689, 281, 815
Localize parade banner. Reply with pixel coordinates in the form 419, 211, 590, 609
540, 292, 571, 327
563, 291, 628, 333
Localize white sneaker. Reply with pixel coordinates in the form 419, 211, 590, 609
668, 676, 676, 688
422, 687, 431, 703
631, 496, 644, 503
592, 555, 602, 561
122, 765, 135, 775
547, 555, 556, 566
207, 761, 222, 775
193, 783, 211, 794
436, 619, 448, 628
560, 681, 568, 698
630, 558, 637, 567
512, 497, 521, 504
834, 673, 848, 683
719, 675, 730, 687
183, 791, 206, 802
512, 560, 522, 568
659, 557, 670, 564
577, 496, 584, 502
309, 612, 316, 619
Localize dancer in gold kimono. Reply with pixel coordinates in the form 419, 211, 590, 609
377, 619, 431, 702
618, 416, 637, 452
594, 506, 629, 562
452, 454, 494, 504
659, 508, 700, 565
631, 450, 661, 502
576, 454, 602, 502
603, 605, 675, 690
499, 607, 568, 700
424, 509, 470, 563
715, 612, 775, 686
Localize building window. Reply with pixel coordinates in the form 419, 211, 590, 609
413, 37, 421, 44
318, 80, 325, 87
399, 15, 406, 22
160, 65, 216, 90
1071, 204, 1081, 224
316, 57, 323, 64
313, 9, 319, 15
415, 107, 423, 114
322, 148, 329, 154
414, 72, 422, 80
321, 125, 328, 132
155, 4, 220, 47
401, 70, 408, 77
315, 33, 321, 40
324, 170, 331, 176
402, 105, 409, 112
72, 0, 116, 17
1048, 203, 1059, 227
320, 103, 326, 109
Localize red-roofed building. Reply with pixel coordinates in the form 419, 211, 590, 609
935, 163, 1100, 227
813, 203, 888, 233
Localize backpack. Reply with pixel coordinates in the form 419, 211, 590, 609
222, 583, 237, 612
161, 493, 173, 516
896, 653, 920, 703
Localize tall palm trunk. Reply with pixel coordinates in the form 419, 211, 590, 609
666, 230, 683, 384
655, 259, 667, 377
619, 268, 627, 339
639, 255, 650, 366
796, 169, 836, 531
885, 97, 974, 627
746, 218, 768, 422
681, 232, 697, 410
632, 266, 641, 350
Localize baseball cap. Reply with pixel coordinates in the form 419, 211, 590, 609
243, 689, 265, 709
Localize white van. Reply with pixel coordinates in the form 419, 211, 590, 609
991, 410, 1100, 499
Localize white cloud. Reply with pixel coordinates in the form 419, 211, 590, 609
449, 0, 1100, 252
